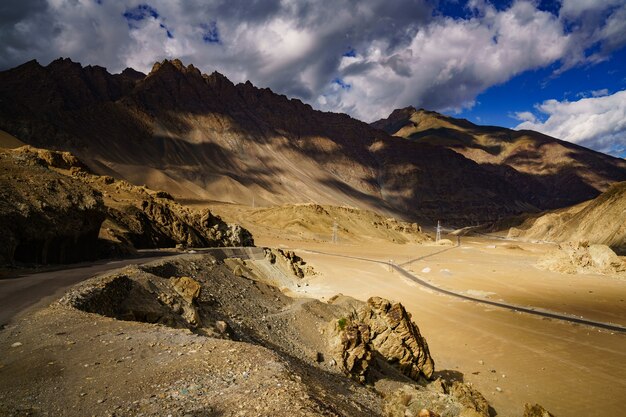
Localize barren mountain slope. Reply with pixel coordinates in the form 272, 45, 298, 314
373, 107, 626, 209
508, 181, 626, 254
1, 58, 618, 224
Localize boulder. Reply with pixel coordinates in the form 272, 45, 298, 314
537, 241, 626, 277
171, 276, 201, 304
447, 381, 490, 417
331, 297, 434, 382
361, 297, 435, 380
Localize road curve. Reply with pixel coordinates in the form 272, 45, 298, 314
0, 247, 265, 327
300, 248, 626, 334
0, 250, 179, 326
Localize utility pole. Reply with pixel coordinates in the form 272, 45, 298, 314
436, 220, 441, 243
332, 221, 338, 244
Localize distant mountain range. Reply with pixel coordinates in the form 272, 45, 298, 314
1, 58, 625, 225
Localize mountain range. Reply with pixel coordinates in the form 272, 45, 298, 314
1, 58, 625, 225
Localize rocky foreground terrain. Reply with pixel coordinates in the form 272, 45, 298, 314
0, 250, 555, 416
0, 146, 253, 266
2, 58, 625, 224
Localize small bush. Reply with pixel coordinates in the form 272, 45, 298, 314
337, 317, 347, 330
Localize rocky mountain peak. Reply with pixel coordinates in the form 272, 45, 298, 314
120, 67, 146, 82
148, 59, 202, 78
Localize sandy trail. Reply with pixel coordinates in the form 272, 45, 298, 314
261, 237, 626, 417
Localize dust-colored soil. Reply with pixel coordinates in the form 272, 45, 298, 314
0, 129, 25, 149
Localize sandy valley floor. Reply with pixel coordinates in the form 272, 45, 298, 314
252, 235, 626, 417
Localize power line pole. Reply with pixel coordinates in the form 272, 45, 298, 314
436, 220, 441, 243
332, 220, 338, 244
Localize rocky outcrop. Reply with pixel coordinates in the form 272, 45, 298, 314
383, 380, 490, 417
537, 241, 626, 277
107, 200, 254, 249
331, 297, 434, 382
1, 145, 254, 265
0, 148, 106, 265
524, 403, 556, 417
264, 248, 314, 278
446, 380, 491, 417
62, 270, 205, 330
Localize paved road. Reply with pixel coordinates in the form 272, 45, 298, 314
0, 247, 264, 327
301, 248, 626, 334
3, 244, 625, 335
0, 251, 179, 326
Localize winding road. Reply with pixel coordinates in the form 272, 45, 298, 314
300, 247, 626, 334
2, 245, 626, 335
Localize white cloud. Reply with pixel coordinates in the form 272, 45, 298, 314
321, 1, 571, 120
0, 0, 625, 131
515, 90, 626, 154
513, 111, 537, 123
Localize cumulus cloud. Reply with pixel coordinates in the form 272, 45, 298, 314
0, 0, 624, 131
325, 1, 572, 119
515, 90, 626, 155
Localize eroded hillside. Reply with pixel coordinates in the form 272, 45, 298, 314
508, 181, 626, 254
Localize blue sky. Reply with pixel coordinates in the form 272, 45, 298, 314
450, 44, 626, 125
0, 0, 624, 156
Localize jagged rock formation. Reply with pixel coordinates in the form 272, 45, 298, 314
331, 296, 434, 382
106, 199, 253, 249
2, 59, 625, 224
264, 248, 314, 278
537, 241, 626, 277
508, 181, 626, 254
0, 147, 105, 264
373, 107, 626, 211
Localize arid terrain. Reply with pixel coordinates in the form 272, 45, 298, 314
258, 236, 626, 417
1, 57, 625, 417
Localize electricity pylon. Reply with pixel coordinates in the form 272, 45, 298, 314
436, 220, 441, 243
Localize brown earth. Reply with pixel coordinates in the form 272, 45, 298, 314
2, 59, 625, 225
